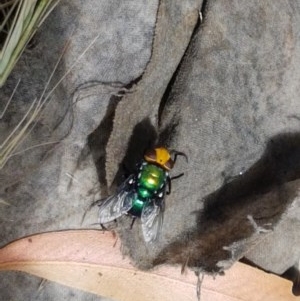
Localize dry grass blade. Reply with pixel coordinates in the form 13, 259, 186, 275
0, 0, 60, 87
0, 197, 10, 206
0, 34, 99, 169
0, 77, 20, 118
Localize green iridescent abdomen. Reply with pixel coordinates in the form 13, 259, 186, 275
129, 163, 166, 217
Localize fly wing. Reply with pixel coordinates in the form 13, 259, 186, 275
141, 201, 163, 244
98, 176, 134, 224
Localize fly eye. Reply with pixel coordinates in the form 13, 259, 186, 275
145, 149, 156, 160
164, 159, 174, 170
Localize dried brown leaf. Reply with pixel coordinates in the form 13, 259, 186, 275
0, 230, 296, 301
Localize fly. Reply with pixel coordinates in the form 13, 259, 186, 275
98, 147, 187, 244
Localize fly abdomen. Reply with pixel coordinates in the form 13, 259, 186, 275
128, 196, 145, 217
129, 163, 166, 217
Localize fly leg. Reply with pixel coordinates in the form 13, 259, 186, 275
171, 173, 184, 180
100, 219, 117, 231
166, 176, 171, 195
170, 150, 188, 165
166, 173, 185, 195
130, 217, 136, 229
166, 150, 188, 194
100, 223, 107, 231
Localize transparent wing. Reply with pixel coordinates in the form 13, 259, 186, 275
141, 201, 163, 244
98, 176, 134, 224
